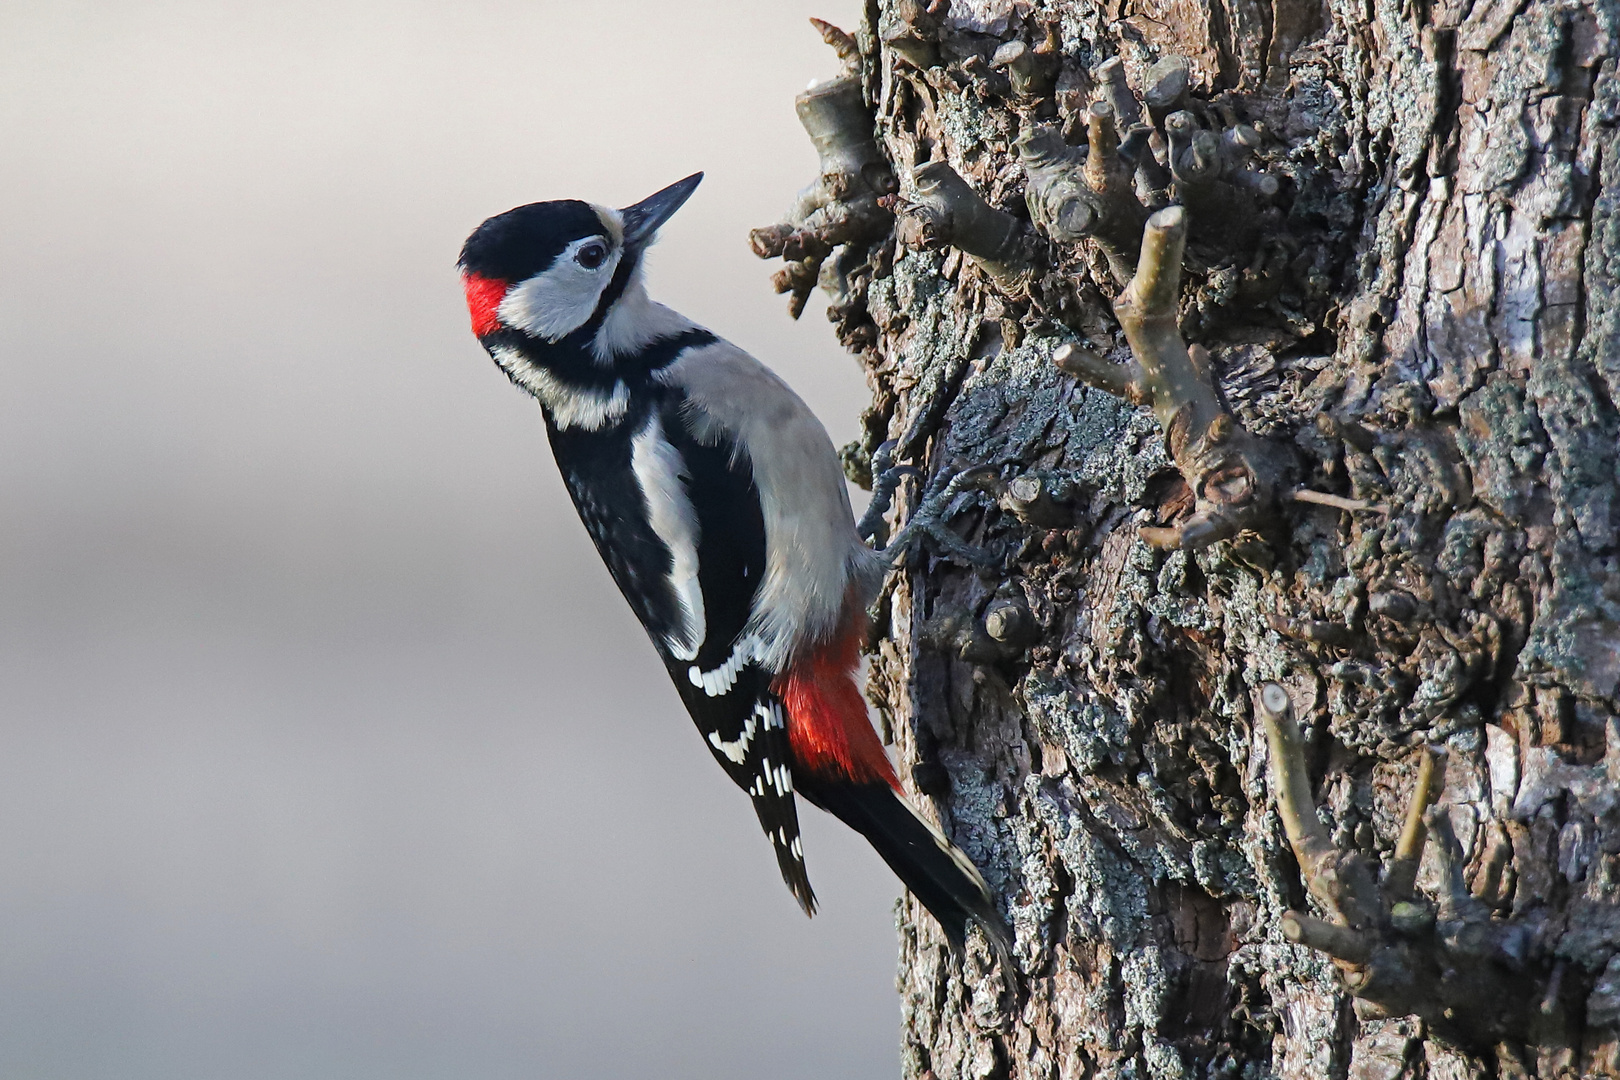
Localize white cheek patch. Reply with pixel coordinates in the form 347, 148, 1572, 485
498, 237, 623, 342
630, 413, 706, 660
489, 345, 629, 431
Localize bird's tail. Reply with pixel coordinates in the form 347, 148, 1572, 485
776, 614, 1007, 952
799, 778, 1009, 954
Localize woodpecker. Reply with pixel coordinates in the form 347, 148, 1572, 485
458, 173, 1005, 949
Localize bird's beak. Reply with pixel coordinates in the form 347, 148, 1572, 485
620, 172, 703, 249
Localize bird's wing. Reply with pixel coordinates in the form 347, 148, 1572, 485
549, 393, 813, 914
654, 340, 881, 672
645, 393, 815, 914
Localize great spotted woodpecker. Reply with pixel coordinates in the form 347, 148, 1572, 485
458, 174, 1005, 949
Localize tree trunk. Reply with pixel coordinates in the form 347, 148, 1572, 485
756, 0, 1619, 1075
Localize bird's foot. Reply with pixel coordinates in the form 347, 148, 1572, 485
866, 453, 1005, 569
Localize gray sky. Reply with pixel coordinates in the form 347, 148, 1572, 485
0, 2, 910, 1076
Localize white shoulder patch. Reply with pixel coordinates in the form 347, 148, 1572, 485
490, 345, 629, 431
630, 412, 706, 660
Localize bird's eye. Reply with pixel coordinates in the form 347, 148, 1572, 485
576, 241, 609, 269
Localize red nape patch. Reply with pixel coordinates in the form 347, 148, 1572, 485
774, 619, 900, 790
462, 272, 508, 337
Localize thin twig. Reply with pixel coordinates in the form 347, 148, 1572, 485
1384, 746, 1443, 901
1290, 488, 1390, 514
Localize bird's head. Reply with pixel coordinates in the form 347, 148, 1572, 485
458, 172, 703, 343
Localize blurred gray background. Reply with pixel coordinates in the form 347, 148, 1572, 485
0, 2, 905, 1076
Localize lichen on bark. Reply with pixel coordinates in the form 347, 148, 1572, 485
756, 0, 1620, 1075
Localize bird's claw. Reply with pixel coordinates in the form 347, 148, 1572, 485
867, 458, 1006, 568
857, 442, 924, 545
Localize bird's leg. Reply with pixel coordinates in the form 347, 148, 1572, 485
857, 441, 920, 546
877, 463, 1006, 568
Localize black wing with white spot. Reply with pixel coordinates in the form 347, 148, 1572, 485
649, 396, 812, 913
672, 664, 813, 913
548, 406, 690, 655
546, 394, 814, 913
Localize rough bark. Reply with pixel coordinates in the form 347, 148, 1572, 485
757, 0, 1620, 1075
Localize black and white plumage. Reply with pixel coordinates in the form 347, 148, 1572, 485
458, 174, 1005, 948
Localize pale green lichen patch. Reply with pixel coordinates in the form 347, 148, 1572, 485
1020, 671, 1130, 774
1031, 781, 1149, 949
